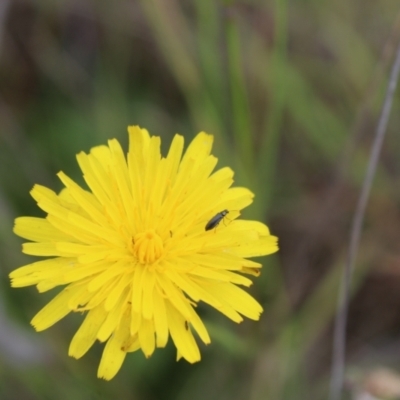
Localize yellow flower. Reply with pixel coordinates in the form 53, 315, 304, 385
10, 126, 278, 380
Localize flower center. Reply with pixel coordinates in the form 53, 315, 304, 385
131, 230, 164, 264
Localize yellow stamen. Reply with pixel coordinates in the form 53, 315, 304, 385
131, 230, 164, 264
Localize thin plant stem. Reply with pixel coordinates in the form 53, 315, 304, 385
329, 40, 400, 400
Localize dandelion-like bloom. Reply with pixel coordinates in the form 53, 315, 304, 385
10, 126, 278, 380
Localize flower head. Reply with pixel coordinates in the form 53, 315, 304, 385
10, 126, 278, 380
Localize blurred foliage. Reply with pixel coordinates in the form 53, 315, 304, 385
1, 0, 400, 399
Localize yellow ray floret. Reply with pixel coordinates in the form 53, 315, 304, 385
10, 125, 279, 380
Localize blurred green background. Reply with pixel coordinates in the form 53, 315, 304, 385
2, 1, 400, 399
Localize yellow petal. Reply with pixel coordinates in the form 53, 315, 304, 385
98, 315, 129, 380
97, 290, 129, 342
91, 145, 112, 166
37, 279, 62, 292
57, 172, 107, 226
215, 187, 254, 211
166, 303, 200, 363
31, 285, 81, 331
122, 335, 141, 353
14, 217, 73, 242
22, 242, 66, 257
55, 242, 105, 256
156, 273, 192, 320
30, 184, 58, 204
186, 254, 238, 270
62, 262, 107, 283
180, 132, 213, 168
227, 235, 279, 257
87, 262, 127, 292
153, 288, 169, 347
68, 283, 93, 310
204, 281, 263, 320
209, 166, 234, 184
69, 305, 107, 359
130, 308, 142, 336
138, 317, 155, 357
128, 125, 151, 162
142, 270, 155, 319
104, 275, 131, 311
165, 134, 184, 185
165, 269, 243, 323
10, 257, 74, 287
185, 265, 253, 286
228, 219, 271, 235
142, 136, 161, 206
108, 139, 136, 232
161, 155, 219, 231
131, 265, 144, 313
186, 306, 210, 345
47, 215, 99, 245
76, 152, 110, 206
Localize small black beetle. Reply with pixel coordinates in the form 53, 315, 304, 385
205, 210, 229, 231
